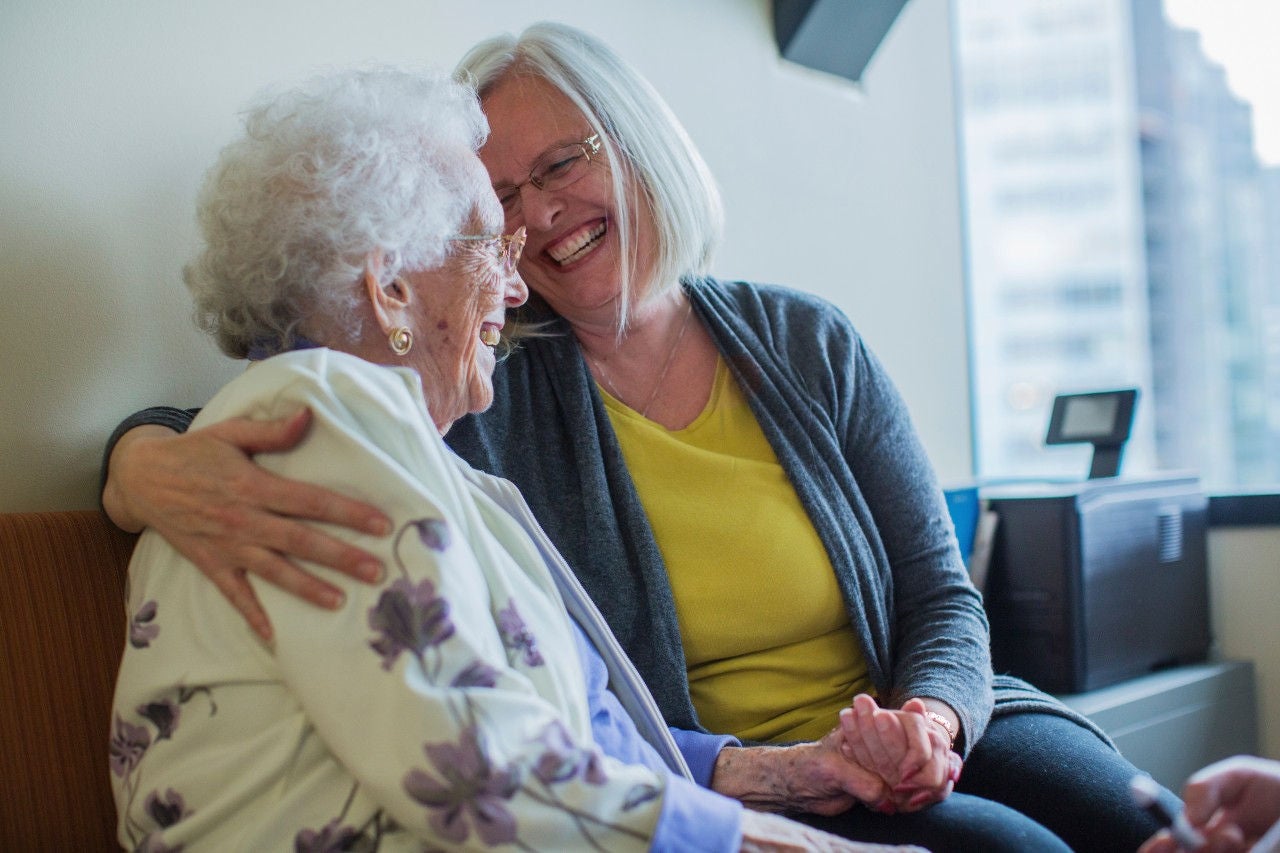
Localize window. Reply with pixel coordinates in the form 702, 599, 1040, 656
954, 0, 1280, 488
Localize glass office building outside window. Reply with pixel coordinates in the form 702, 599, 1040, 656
954, 0, 1280, 489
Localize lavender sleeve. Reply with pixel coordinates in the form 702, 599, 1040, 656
571, 623, 741, 853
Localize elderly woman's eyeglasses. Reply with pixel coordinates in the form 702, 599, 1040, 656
449, 225, 527, 275
493, 134, 602, 216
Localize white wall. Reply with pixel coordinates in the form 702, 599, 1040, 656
0, 0, 971, 513
1207, 526, 1280, 759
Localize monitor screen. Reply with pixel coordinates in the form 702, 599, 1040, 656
1059, 395, 1120, 440
1045, 389, 1137, 446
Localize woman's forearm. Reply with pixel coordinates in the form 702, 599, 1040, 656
710, 740, 887, 817
102, 424, 179, 531
100, 405, 199, 529
711, 745, 801, 812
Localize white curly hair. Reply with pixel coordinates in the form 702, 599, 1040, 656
185, 66, 488, 358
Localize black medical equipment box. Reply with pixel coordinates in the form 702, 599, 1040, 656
982, 474, 1210, 694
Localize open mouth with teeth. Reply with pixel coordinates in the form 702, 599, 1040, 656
548, 221, 606, 266
479, 325, 501, 349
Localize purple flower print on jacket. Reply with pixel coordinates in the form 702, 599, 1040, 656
137, 699, 180, 740
115, 686, 218, 850
294, 780, 397, 852
110, 714, 151, 778
370, 517, 464, 676
368, 578, 455, 672
401, 716, 658, 849
130, 600, 160, 648
294, 818, 363, 852
144, 788, 190, 827
378, 515, 653, 848
497, 601, 544, 667
532, 720, 609, 786
451, 660, 500, 689
411, 517, 451, 552
403, 726, 520, 846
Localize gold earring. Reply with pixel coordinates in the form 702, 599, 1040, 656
388, 326, 413, 356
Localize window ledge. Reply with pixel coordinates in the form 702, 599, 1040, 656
1208, 493, 1280, 527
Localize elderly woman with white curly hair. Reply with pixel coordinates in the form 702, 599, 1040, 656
107, 66, 910, 853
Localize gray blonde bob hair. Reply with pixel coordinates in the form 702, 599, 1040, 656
186, 67, 488, 358
456, 22, 723, 330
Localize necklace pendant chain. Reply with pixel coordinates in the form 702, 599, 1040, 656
586, 299, 695, 420
592, 359, 624, 402
640, 300, 693, 419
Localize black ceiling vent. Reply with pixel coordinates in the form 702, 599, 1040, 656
774, 0, 912, 83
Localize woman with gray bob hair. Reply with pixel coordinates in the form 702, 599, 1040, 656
110, 64, 881, 852
458, 21, 724, 331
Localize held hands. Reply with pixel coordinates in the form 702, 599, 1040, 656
711, 694, 960, 819
1139, 755, 1280, 853
712, 736, 893, 818
836, 694, 963, 814
103, 410, 391, 641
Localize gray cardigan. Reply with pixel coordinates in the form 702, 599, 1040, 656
107, 277, 1107, 752
447, 277, 1107, 752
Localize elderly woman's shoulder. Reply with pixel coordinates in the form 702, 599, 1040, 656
199, 348, 425, 427
243, 347, 400, 384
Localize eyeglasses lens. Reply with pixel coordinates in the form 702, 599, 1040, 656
496, 140, 595, 215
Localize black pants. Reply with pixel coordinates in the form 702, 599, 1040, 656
796, 711, 1172, 852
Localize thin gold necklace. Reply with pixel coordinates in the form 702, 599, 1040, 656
588, 300, 694, 419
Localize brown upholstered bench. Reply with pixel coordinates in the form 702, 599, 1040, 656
0, 511, 137, 850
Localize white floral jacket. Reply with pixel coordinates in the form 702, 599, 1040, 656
111, 349, 722, 851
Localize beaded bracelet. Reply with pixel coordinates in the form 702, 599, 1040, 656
923, 710, 957, 749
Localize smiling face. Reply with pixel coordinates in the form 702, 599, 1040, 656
478, 73, 657, 326
391, 153, 528, 431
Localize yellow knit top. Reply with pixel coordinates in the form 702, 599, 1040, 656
599, 357, 872, 743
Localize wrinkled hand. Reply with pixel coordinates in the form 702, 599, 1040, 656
1140, 755, 1280, 853
837, 694, 961, 813
739, 809, 926, 852
712, 732, 893, 818
103, 410, 391, 641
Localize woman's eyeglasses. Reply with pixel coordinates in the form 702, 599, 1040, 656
492, 134, 602, 216
449, 225, 527, 276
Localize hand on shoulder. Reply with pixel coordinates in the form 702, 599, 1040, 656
103, 408, 390, 641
